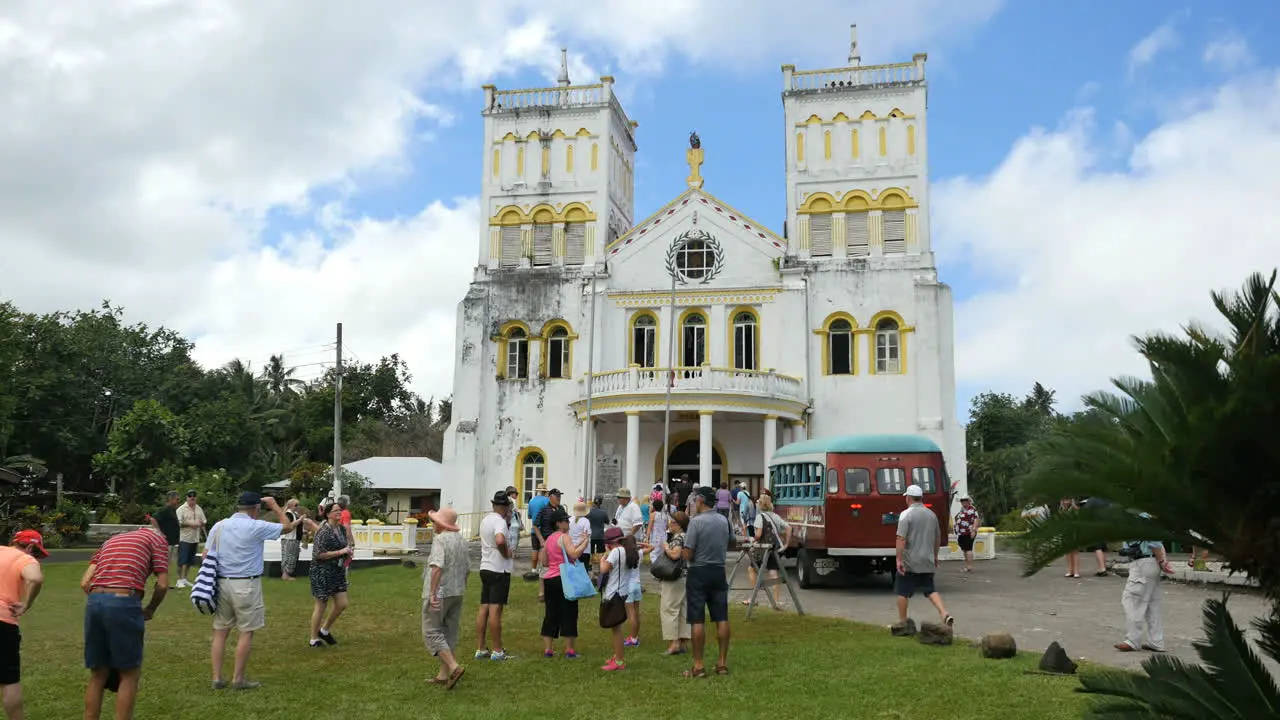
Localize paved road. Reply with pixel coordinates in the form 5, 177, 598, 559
726, 553, 1273, 671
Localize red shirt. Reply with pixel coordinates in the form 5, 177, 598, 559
89, 528, 169, 592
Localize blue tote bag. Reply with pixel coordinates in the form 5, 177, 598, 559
558, 535, 596, 601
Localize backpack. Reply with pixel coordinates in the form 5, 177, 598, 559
743, 494, 757, 527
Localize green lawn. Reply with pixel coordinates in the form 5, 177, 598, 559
19, 562, 1090, 719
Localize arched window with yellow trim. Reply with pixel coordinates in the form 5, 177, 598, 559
630, 312, 657, 368
564, 206, 588, 266
815, 312, 858, 375
531, 207, 554, 266
680, 310, 707, 368
874, 317, 903, 374
496, 322, 531, 380
541, 321, 576, 379
516, 448, 545, 506
805, 197, 833, 257
731, 309, 758, 371
844, 193, 872, 257
496, 208, 523, 268
879, 192, 908, 254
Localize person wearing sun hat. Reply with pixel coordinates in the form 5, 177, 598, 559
423, 507, 468, 689
1, 530, 46, 718
569, 500, 592, 565
475, 490, 514, 661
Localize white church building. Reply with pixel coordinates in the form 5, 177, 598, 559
441, 29, 967, 517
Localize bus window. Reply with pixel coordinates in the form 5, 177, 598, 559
876, 467, 906, 495
826, 468, 839, 494
845, 468, 870, 494
772, 462, 824, 503
911, 467, 937, 493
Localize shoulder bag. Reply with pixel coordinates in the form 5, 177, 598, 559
558, 535, 596, 601
598, 549, 628, 628
650, 539, 685, 581
190, 524, 223, 614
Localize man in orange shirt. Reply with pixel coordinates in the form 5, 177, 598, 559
336, 495, 355, 578
1, 529, 47, 720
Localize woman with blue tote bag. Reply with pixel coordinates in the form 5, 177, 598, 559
541, 508, 590, 658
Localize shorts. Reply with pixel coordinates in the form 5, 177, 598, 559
1085, 543, 1108, 553
752, 548, 780, 571
894, 571, 937, 598
212, 577, 266, 633
530, 535, 543, 552
956, 534, 975, 553
590, 539, 605, 555
178, 541, 200, 566
84, 593, 145, 670
479, 570, 511, 606
685, 565, 729, 625
627, 580, 643, 604
0, 622, 19, 685
421, 596, 465, 656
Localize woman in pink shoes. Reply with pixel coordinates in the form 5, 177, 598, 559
598, 526, 650, 671
541, 507, 589, 659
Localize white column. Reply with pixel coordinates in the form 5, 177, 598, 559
763, 415, 778, 471
699, 410, 714, 486
625, 411, 641, 498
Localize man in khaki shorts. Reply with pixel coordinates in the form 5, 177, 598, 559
205, 492, 296, 690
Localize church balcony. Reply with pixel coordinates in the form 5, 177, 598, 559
783, 55, 927, 94
571, 365, 809, 420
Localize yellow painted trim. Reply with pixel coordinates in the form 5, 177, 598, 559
851, 128, 859, 159
493, 320, 532, 380
888, 108, 907, 119
514, 446, 547, 508
878, 126, 887, 156
574, 394, 807, 421
538, 319, 577, 380
489, 203, 597, 226
551, 129, 566, 139
680, 307, 711, 363
859, 110, 876, 121
525, 130, 541, 142
804, 114, 822, 125
727, 306, 761, 372
907, 125, 916, 156
492, 148, 500, 178
566, 144, 574, 172
624, 410, 641, 416
796, 132, 805, 164
698, 409, 715, 416
628, 310, 660, 368
530, 205, 555, 224
540, 145, 550, 176
653, 429, 730, 482
576, 128, 591, 137
823, 130, 832, 160
498, 132, 518, 142
764, 414, 779, 420
516, 145, 525, 176
813, 311, 859, 376
832, 112, 849, 122
798, 187, 918, 214
590, 143, 598, 171
867, 310, 915, 376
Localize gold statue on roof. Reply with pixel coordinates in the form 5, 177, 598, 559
686, 131, 704, 189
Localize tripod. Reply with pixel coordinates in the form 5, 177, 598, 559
728, 541, 805, 619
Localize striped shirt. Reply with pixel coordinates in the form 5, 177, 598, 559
89, 528, 169, 592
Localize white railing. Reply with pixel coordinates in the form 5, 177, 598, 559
488, 84, 605, 111
788, 59, 924, 92
581, 366, 805, 403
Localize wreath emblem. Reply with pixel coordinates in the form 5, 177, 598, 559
665, 229, 725, 285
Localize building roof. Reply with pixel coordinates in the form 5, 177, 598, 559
772, 434, 942, 459
262, 456, 443, 492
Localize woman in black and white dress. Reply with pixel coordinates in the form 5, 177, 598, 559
307, 502, 353, 647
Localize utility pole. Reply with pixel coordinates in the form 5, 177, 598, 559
332, 322, 344, 498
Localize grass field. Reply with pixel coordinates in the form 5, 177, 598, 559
17, 562, 1091, 719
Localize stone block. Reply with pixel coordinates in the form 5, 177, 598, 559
917, 622, 953, 645
401, 559, 418, 569
979, 632, 1017, 659
1038, 641, 1077, 674
890, 619, 918, 637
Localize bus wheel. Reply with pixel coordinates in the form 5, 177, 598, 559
796, 550, 816, 589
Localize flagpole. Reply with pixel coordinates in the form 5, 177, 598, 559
660, 253, 679, 495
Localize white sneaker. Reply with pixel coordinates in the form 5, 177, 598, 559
176, 579, 190, 588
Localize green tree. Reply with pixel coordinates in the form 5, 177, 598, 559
964, 386, 1060, 522
93, 399, 189, 503
1018, 270, 1280, 718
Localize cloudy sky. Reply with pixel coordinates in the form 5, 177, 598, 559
2, 0, 1277, 417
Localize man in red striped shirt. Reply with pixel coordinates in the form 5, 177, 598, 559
79, 520, 169, 720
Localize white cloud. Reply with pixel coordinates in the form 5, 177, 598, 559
0, 0, 1001, 402
1127, 20, 1179, 75
936, 69, 1280, 409
1203, 34, 1251, 72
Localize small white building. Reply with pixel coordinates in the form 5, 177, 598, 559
265, 456, 443, 523
442, 30, 967, 517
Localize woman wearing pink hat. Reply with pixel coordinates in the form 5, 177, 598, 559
423, 507, 468, 689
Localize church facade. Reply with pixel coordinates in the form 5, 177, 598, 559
441, 31, 967, 517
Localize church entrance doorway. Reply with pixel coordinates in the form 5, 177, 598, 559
666, 439, 723, 489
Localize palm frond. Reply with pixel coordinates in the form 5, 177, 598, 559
1191, 597, 1280, 717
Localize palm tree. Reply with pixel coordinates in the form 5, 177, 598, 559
262, 354, 304, 398
1018, 270, 1280, 717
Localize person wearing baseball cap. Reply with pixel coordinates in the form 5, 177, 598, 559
475, 490, 514, 661
0, 530, 46, 718
894, 484, 953, 631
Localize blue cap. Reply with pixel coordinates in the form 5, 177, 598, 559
237, 491, 262, 506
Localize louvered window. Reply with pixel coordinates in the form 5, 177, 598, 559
883, 211, 906, 254
809, 214, 832, 257
500, 226, 521, 268
846, 212, 870, 257
531, 225, 553, 266
564, 222, 586, 265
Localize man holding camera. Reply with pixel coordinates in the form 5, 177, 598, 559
1115, 536, 1173, 653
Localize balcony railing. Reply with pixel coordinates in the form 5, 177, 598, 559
486, 84, 605, 111
786, 57, 925, 93
580, 365, 806, 404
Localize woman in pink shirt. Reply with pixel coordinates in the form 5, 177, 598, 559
541, 507, 589, 658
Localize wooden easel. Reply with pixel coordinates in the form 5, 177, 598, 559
728, 541, 805, 619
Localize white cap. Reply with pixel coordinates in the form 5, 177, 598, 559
903, 485, 924, 498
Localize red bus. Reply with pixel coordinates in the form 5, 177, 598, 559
767, 433, 952, 588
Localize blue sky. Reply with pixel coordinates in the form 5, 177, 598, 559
268, 3, 1278, 414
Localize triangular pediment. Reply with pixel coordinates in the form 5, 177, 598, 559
606, 188, 787, 262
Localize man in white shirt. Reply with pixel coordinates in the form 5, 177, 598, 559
474, 491, 514, 662
613, 488, 643, 538
175, 490, 207, 588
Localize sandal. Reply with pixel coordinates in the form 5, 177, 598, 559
715, 665, 729, 675
425, 678, 447, 685
446, 665, 466, 690
664, 648, 686, 656
682, 667, 708, 678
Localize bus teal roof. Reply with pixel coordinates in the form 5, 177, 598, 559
771, 434, 942, 460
